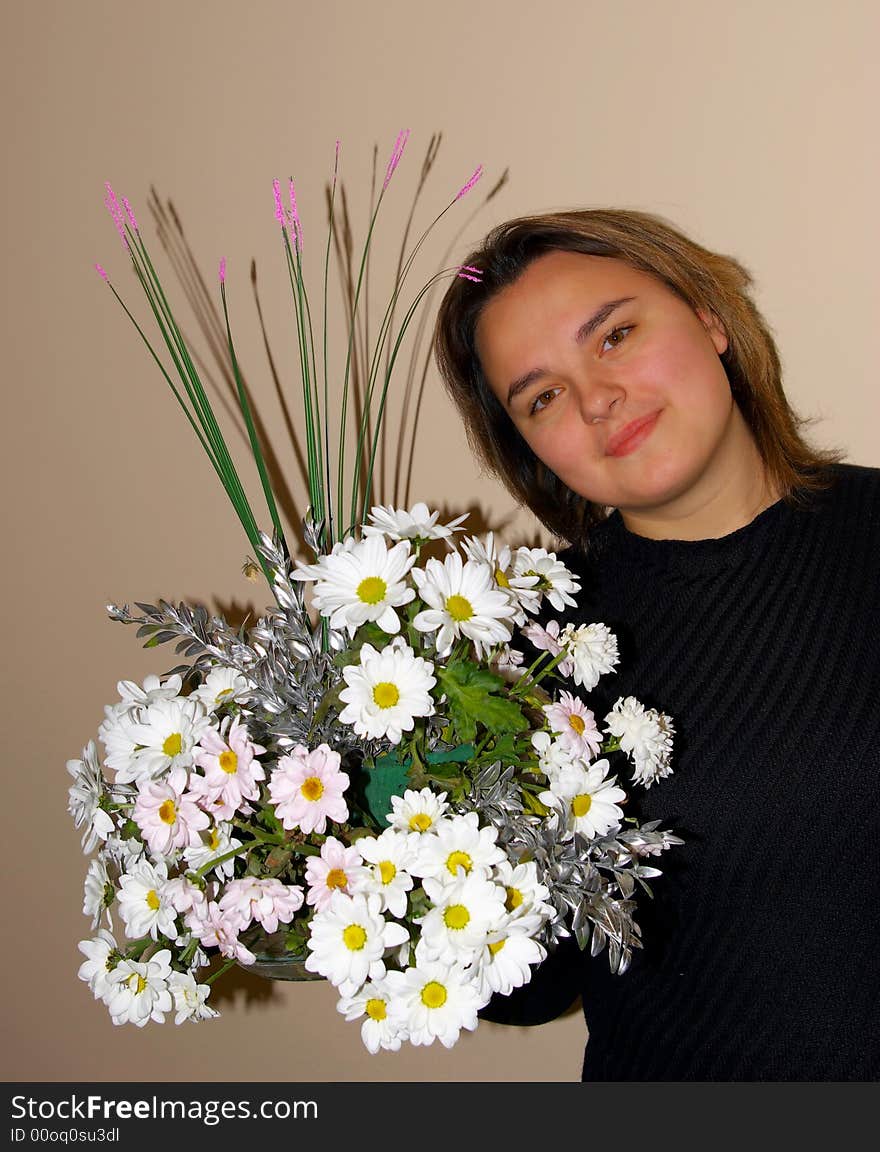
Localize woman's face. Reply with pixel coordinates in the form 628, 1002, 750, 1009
475, 250, 740, 519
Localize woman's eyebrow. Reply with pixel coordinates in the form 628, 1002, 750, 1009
506, 296, 636, 406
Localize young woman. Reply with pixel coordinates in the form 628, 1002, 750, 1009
434, 210, 880, 1081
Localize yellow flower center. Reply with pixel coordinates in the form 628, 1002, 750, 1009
215, 687, 233, 702
445, 594, 474, 622
158, 799, 177, 825
445, 850, 472, 877
372, 682, 400, 709
495, 568, 510, 589
505, 886, 523, 912
326, 868, 348, 891
408, 813, 432, 832
366, 997, 387, 1022
357, 575, 388, 605
420, 981, 448, 1009
378, 860, 397, 885
301, 776, 324, 802
209, 827, 222, 851
488, 939, 506, 956
145, 889, 160, 911
443, 904, 470, 931
162, 732, 183, 757
572, 793, 592, 818
342, 924, 367, 951
219, 749, 238, 774
129, 973, 147, 995
569, 714, 586, 735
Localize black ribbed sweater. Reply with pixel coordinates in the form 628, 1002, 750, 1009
481, 462, 880, 1081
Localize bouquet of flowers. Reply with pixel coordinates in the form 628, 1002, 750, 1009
71, 132, 681, 1051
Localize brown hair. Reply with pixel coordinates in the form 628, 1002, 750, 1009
434, 208, 843, 544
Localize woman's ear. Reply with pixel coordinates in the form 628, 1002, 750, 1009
696, 307, 729, 356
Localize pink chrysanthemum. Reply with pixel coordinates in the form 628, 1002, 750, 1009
268, 744, 350, 834
132, 765, 210, 856
218, 877, 305, 934
190, 716, 267, 820
305, 835, 364, 911
187, 900, 255, 965
543, 691, 603, 759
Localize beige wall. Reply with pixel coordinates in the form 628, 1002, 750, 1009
2, 0, 877, 1083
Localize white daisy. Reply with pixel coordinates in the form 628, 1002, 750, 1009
462, 532, 541, 623
338, 638, 436, 745
104, 949, 174, 1027
559, 621, 620, 691
418, 872, 507, 964
291, 534, 416, 636
113, 697, 212, 785
387, 786, 449, 837
473, 915, 548, 999
539, 759, 627, 840
67, 741, 115, 853
543, 691, 603, 759
182, 822, 243, 880
530, 730, 577, 781
493, 859, 554, 925
98, 675, 184, 777
77, 928, 120, 1001
604, 696, 675, 787
385, 959, 484, 1048
337, 977, 406, 1053
117, 858, 178, 941
189, 666, 255, 712
349, 829, 416, 918
304, 891, 409, 996
410, 811, 505, 884
167, 971, 219, 1024
363, 502, 469, 543
83, 856, 115, 929
412, 551, 515, 658
113, 673, 184, 708
512, 547, 581, 612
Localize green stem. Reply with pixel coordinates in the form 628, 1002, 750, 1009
204, 957, 238, 986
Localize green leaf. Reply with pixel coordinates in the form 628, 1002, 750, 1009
363, 752, 412, 829
436, 661, 528, 743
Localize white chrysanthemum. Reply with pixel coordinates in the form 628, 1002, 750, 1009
418, 873, 507, 965
77, 928, 120, 1001
412, 551, 515, 658
117, 858, 178, 942
182, 822, 243, 880
410, 811, 505, 884
104, 949, 173, 1027
512, 547, 581, 612
98, 674, 183, 772
304, 891, 409, 997
168, 971, 219, 1024
473, 914, 548, 999
385, 959, 484, 1048
112, 697, 212, 785
559, 621, 620, 691
103, 831, 145, 869
493, 859, 554, 926
83, 856, 114, 929
539, 759, 627, 840
67, 741, 115, 853
462, 532, 541, 623
338, 638, 436, 744
337, 977, 406, 1053
604, 696, 675, 787
114, 673, 184, 709
349, 829, 416, 918
291, 534, 416, 636
530, 730, 576, 781
189, 666, 255, 712
387, 787, 449, 837
363, 502, 468, 543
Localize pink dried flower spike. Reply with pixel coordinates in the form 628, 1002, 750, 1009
121, 196, 139, 233
288, 179, 302, 251
103, 182, 129, 250
272, 179, 284, 225
219, 257, 226, 284
456, 164, 483, 200
94, 263, 109, 281
382, 129, 410, 191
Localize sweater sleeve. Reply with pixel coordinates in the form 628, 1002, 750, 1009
477, 934, 583, 1026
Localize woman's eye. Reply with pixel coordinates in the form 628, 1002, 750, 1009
601, 325, 633, 352
529, 388, 560, 415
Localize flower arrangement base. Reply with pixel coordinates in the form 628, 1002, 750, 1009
240, 928, 324, 982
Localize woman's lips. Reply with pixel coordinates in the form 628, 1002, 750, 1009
605, 410, 661, 457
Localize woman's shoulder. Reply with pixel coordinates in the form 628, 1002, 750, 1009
818, 461, 880, 538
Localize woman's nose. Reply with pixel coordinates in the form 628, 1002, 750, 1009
575, 376, 626, 425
